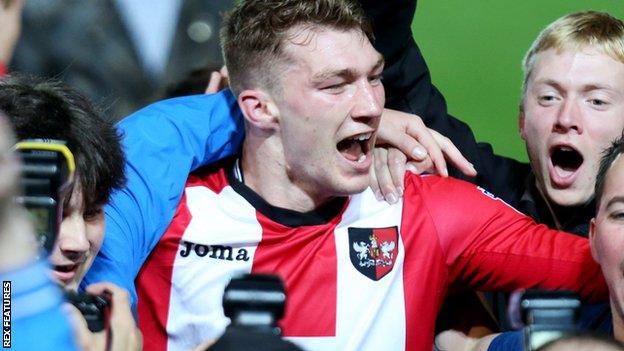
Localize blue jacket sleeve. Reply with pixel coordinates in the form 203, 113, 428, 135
4, 260, 79, 351
488, 331, 523, 351
81, 90, 244, 304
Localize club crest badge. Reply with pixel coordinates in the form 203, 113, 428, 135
348, 227, 399, 280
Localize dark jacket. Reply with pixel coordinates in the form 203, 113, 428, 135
11, 0, 233, 120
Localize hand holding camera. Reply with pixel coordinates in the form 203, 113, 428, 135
65, 282, 142, 351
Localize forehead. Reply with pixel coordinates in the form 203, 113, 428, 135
530, 47, 624, 88
281, 26, 382, 75
603, 154, 624, 194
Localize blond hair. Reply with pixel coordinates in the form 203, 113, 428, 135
520, 11, 624, 106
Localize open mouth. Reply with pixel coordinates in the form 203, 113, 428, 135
53, 263, 79, 273
550, 145, 584, 172
548, 145, 584, 187
336, 132, 373, 163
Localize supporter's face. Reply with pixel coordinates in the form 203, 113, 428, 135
48, 185, 104, 290
521, 47, 624, 207
0, 115, 18, 200
274, 27, 385, 197
590, 155, 624, 323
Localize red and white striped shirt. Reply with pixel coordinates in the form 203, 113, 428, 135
137, 160, 606, 351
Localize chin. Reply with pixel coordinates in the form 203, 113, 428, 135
332, 180, 368, 197
545, 187, 591, 208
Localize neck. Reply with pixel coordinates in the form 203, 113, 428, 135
241, 137, 331, 213
612, 299, 624, 342
533, 179, 591, 231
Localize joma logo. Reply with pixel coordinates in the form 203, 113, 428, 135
179, 240, 250, 261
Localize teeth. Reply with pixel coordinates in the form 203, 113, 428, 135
350, 132, 372, 141
357, 154, 366, 163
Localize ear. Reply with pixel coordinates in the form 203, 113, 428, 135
518, 110, 527, 140
589, 218, 600, 264
238, 90, 280, 130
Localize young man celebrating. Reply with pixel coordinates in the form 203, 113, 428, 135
84, 1, 607, 350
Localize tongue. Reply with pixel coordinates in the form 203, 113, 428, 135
553, 164, 576, 179
337, 139, 363, 161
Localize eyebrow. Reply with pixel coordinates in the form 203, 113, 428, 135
582, 83, 618, 94
311, 56, 385, 83
605, 196, 624, 210
535, 79, 617, 93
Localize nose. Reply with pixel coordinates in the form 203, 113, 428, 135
57, 214, 89, 260
553, 99, 583, 134
351, 80, 384, 121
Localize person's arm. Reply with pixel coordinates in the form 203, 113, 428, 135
81, 90, 244, 303
4, 260, 80, 351
361, 0, 531, 207
413, 175, 608, 302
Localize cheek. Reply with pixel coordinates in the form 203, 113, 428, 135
87, 220, 105, 254
596, 232, 624, 276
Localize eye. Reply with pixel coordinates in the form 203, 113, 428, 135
368, 74, 383, 85
589, 99, 608, 107
608, 211, 624, 221
538, 94, 558, 104
321, 82, 347, 93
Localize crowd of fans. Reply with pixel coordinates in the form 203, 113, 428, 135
2, 1, 624, 351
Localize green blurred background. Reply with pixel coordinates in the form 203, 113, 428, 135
411, 1, 624, 162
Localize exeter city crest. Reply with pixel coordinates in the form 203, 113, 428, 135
348, 227, 399, 280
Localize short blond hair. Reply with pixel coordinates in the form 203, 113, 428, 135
520, 11, 624, 106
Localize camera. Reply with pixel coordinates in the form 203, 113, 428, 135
14, 140, 110, 332
509, 290, 581, 351
13, 139, 75, 254
65, 290, 111, 332
206, 274, 303, 351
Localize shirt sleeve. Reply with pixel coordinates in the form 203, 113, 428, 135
412, 175, 608, 302
81, 90, 245, 304
488, 331, 523, 351
3, 260, 79, 351
0, 62, 7, 77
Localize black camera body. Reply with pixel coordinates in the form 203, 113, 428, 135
206, 274, 303, 351
65, 290, 111, 332
223, 273, 286, 334
510, 290, 581, 351
14, 139, 74, 254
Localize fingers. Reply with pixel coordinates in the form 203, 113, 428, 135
371, 148, 400, 204
63, 302, 94, 351
369, 157, 381, 200
387, 148, 406, 195
404, 119, 448, 177
205, 66, 230, 94
377, 108, 448, 175
205, 71, 224, 94
86, 282, 142, 351
219, 65, 229, 79
377, 108, 477, 178
429, 129, 477, 177
405, 159, 434, 175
